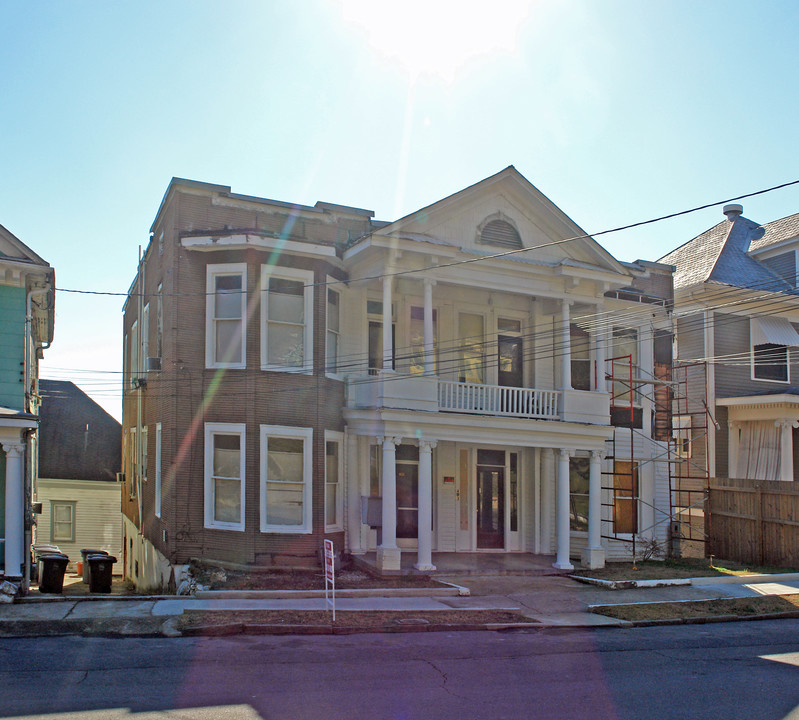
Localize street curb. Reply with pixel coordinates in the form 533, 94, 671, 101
626, 610, 799, 627
178, 621, 541, 637
195, 581, 469, 600
571, 572, 799, 590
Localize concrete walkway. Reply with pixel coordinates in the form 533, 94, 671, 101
2, 572, 799, 637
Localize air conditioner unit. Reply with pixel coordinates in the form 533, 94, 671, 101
147, 357, 162, 372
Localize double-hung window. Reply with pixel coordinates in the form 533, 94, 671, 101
206, 264, 247, 369
326, 287, 340, 374
154, 423, 162, 518
261, 266, 313, 372
752, 344, 789, 382
325, 431, 344, 531
51, 501, 76, 543
260, 425, 313, 533
204, 423, 246, 531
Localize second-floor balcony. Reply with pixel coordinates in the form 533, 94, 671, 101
346, 372, 610, 425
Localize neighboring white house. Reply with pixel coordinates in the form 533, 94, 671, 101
35, 380, 122, 567
660, 205, 799, 483
341, 167, 675, 571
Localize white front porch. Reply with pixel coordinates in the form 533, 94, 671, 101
343, 408, 614, 574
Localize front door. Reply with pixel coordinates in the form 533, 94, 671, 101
476, 449, 505, 549
396, 444, 419, 546
498, 336, 523, 387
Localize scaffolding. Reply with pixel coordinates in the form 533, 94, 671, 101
600, 350, 697, 560
668, 361, 711, 556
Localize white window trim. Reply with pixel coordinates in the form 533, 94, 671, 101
204, 422, 246, 532
155, 422, 162, 518
51, 500, 76, 543
260, 424, 313, 534
324, 430, 344, 532
326, 278, 342, 379
206, 263, 247, 370
673, 416, 692, 459
130, 320, 139, 389
261, 265, 314, 373
751, 343, 790, 384
142, 303, 150, 372
141, 426, 149, 484
129, 427, 137, 498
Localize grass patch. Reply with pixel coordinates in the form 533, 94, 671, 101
575, 558, 798, 581
591, 594, 799, 622
177, 609, 536, 631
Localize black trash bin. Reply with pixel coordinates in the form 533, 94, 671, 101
80, 549, 108, 583
32, 544, 61, 583
87, 554, 117, 593
39, 553, 69, 594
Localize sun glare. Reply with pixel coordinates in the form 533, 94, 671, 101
338, 0, 533, 82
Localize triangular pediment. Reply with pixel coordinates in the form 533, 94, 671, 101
376, 167, 626, 275
0, 224, 49, 266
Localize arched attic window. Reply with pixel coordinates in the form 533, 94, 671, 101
477, 216, 522, 250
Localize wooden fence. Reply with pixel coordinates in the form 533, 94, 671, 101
708, 477, 799, 568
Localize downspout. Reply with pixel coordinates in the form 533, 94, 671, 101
137, 247, 144, 534
24, 286, 50, 593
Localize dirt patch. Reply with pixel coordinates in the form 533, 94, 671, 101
591, 594, 799, 622
177, 609, 536, 631
575, 558, 799, 582
191, 565, 445, 591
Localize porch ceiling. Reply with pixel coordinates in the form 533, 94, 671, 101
343, 407, 612, 450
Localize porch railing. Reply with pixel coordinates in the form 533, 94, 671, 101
438, 380, 560, 420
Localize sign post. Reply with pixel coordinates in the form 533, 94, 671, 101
324, 539, 336, 622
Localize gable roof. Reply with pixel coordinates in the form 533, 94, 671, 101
749, 211, 799, 253
38, 380, 121, 482
360, 166, 629, 276
659, 213, 795, 293
0, 224, 50, 267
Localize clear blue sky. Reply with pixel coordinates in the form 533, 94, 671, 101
2, 1, 798, 420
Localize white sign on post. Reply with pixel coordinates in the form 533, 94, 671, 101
324, 539, 335, 622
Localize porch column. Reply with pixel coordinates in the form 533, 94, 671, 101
423, 278, 435, 375
4, 442, 25, 579
777, 420, 798, 482
540, 448, 554, 554
581, 450, 606, 569
377, 436, 401, 572
553, 447, 574, 570
346, 432, 362, 554
594, 304, 607, 392
382, 276, 393, 371
561, 300, 572, 391
415, 439, 437, 571
728, 422, 740, 479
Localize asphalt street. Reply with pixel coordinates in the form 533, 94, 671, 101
2, 619, 799, 719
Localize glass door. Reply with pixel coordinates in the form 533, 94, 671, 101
476, 449, 505, 549
396, 444, 419, 546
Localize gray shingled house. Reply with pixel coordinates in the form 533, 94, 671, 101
660, 205, 799, 483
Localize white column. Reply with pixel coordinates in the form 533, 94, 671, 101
594, 304, 607, 392
415, 439, 437, 571
4, 443, 25, 579
423, 278, 435, 376
777, 421, 797, 482
540, 448, 554, 554
553, 447, 574, 570
382, 276, 393, 371
377, 436, 401, 572
728, 422, 740, 479
346, 433, 362, 554
581, 450, 606, 569
561, 300, 572, 391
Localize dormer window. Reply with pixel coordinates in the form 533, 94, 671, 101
478, 216, 522, 249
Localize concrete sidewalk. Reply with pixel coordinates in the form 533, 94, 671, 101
2, 572, 798, 637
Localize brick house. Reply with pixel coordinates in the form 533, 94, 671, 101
122, 168, 674, 590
